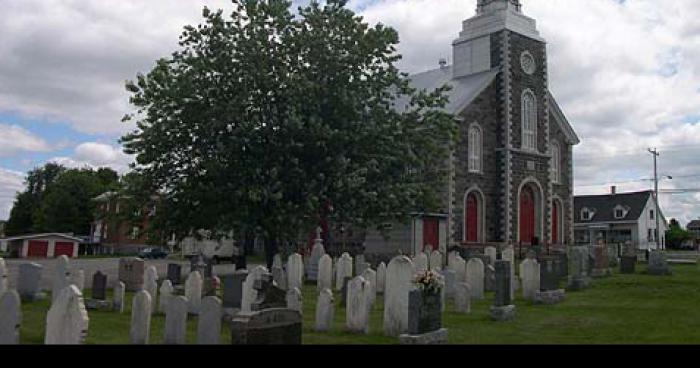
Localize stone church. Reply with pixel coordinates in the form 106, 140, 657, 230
364, 0, 580, 259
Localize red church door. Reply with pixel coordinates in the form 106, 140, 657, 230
520, 186, 536, 245
552, 201, 560, 244
422, 218, 439, 251
465, 194, 478, 243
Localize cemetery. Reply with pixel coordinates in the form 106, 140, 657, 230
1, 242, 699, 345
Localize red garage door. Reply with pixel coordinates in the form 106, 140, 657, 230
27, 240, 49, 257
54, 242, 75, 258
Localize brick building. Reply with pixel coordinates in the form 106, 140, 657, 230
90, 192, 157, 254
365, 0, 579, 259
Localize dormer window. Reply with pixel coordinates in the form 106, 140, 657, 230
581, 208, 594, 221
613, 205, 629, 220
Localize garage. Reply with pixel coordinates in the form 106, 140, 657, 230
27, 240, 49, 257
54, 242, 76, 257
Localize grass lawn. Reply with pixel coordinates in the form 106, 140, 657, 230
18, 262, 700, 344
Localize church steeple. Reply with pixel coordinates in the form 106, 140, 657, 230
477, 0, 522, 15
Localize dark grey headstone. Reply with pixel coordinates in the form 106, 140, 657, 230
18, 263, 44, 301
340, 277, 352, 308
647, 251, 671, 275
251, 273, 287, 311
539, 258, 561, 291
620, 256, 636, 274
167, 264, 182, 284
223, 270, 248, 309
484, 265, 496, 292
118, 257, 145, 292
407, 289, 442, 335
91, 271, 108, 300
494, 260, 511, 307
230, 308, 302, 345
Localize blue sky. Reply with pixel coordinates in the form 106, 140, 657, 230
1, 0, 699, 224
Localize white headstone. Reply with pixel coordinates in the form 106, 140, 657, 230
315, 288, 335, 332
164, 295, 188, 344
45, 285, 89, 344
159, 280, 174, 314
70, 269, 85, 293
272, 254, 283, 269
442, 269, 457, 299
361, 268, 377, 309
0, 290, 21, 344
308, 230, 326, 281
454, 282, 471, 314
413, 253, 428, 275
197, 296, 222, 345
130, 290, 152, 344
335, 253, 353, 291
448, 251, 458, 270
0, 258, 8, 296
453, 255, 467, 283
520, 258, 540, 301
144, 266, 158, 314
430, 250, 443, 271
286, 287, 303, 314
185, 271, 203, 315
346, 276, 371, 334
376, 262, 386, 294
241, 266, 268, 312
485, 246, 497, 266
52, 255, 71, 303
317, 254, 333, 292
383, 256, 413, 336
113, 281, 125, 313
287, 253, 304, 291
466, 258, 485, 299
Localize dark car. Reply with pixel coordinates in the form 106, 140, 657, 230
138, 247, 169, 259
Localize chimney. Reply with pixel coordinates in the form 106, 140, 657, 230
611, 186, 617, 195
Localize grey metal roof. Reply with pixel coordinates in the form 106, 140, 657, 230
687, 220, 700, 229
392, 66, 499, 115
574, 191, 654, 224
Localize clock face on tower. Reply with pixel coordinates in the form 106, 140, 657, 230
520, 51, 536, 75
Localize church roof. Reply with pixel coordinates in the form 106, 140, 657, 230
392, 66, 499, 115
548, 91, 580, 145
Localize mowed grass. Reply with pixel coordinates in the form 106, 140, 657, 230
19, 262, 700, 344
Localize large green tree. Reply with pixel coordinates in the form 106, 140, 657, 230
666, 218, 692, 249
121, 0, 457, 245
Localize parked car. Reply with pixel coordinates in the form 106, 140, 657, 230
138, 247, 169, 259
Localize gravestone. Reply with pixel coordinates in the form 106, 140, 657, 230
307, 230, 325, 282
399, 288, 448, 344
484, 264, 496, 292
489, 260, 515, 321
18, 263, 46, 302
223, 270, 248, 309
590, 245, 612, 278
620, 255, 636, 274
454, 282, 471, 314
317, 254, 332, 292
539, 258, 561, 291
335, 253, 353, 291
185, 271, 203, 315
340, 276, 352, 308
452, 255, 466, 283
520, 258, 540, 301
144, 266, 158, 314
272, 266, 287, 291
197, 296, 222, 345
272, 253, 283, 269
442, 269, 456, 299
251, 273, 287, 311
484, 247, 497, 266
190, 254, 207, 278
159, 280, 174, 314
286, 287, 303, 314
70, 269, 85, 293
0, 290, 21, 344
113, 281, 125, 313
466, 258, 484, 299
45, 285, 89, 344
346, 276, 371, 334
230, 308, 302, 345
376, 262, 386, 294
355, 254, 369, 276
608, 244, 620, 267
429, 250, 443, 271
91, 271, 108, 300
241, 266, 269, 312
52, 255, 71, 303
0, 258, 6, 296
164, 295, 188, 344
287, 253, 304, 291
130, 290, 152, 344
315, 288, 335, 332
413, 253, 428, 275
647, 251, 671, 275
383, 256, 413, 336
203, 275, 220, 297
167, 264, 182, 284
502, 247, 516, 299
361, 268, 377, 309
567, 246, 591, 290
118, 257, 145, 292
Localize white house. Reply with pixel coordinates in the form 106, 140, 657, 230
574, 189, 668, 250
0, 233, 82, 258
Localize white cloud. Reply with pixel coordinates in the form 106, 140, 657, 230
0, 124, 51, 156
49, 142, 134, 174
0, 168, 25, 220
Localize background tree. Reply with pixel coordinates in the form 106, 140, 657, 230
665, 218, 692, 249
5, 163, 66, 235
121, 0, 457, 252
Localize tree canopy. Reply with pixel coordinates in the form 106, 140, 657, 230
121, 0, 457, 244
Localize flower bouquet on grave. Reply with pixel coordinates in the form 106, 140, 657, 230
413, 269, 444, 295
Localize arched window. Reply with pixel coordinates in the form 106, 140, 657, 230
551, 141, 560, 184
468, 124, 482, 173
522, 90, 537, 151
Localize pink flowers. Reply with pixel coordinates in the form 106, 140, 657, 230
413, 270, 444, 294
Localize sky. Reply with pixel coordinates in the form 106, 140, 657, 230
0, 0, 699, 225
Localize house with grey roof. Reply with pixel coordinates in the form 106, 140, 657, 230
363, 0, 580, 261
687, 219, 700, 248
574, 188, 668, 250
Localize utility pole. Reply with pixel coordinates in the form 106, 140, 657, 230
648, 148, 661, 250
